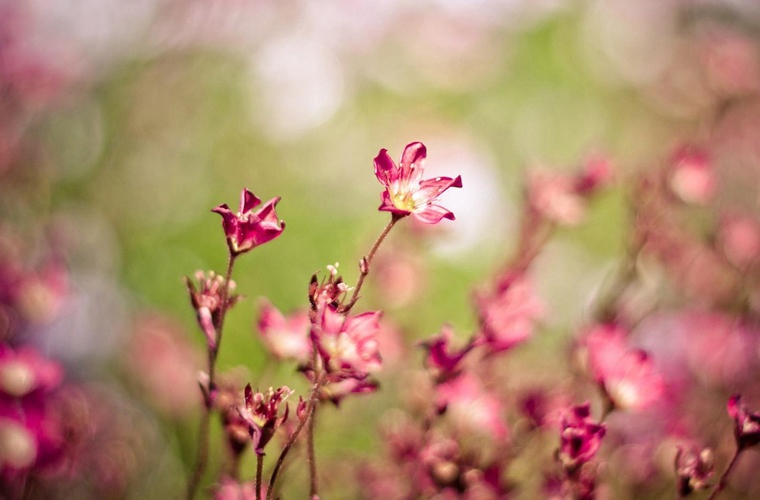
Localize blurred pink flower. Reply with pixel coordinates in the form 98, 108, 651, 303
675, 446, 714, 496
212, 188, 285, 255
528, 171, 586, 226
0, 344, 62, 398
315, 304, 382, 380
668, 147, 716, 205
435, 373, 509, 441
214, 476, 257, 500
583, 324, 664, 411
257, 299, 310, 364
419, 325, 475, 382
719, 213, 760, 270
124, 314, 203, 417
475, 272, 544, 354
186, 270, 238, 351
727, 394, 760, 450
374, 142, 462, 224
558, 402, 606, 471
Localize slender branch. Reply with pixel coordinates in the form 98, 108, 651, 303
186, 253, 237, 500
256, 453, 264, 500
342, 214, 402, 312
267, 374, 327, 500
708, 448, 743, 500
308, 402, 319, 497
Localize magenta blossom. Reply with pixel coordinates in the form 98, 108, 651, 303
374, 142, 462, 224
558, 403, 606, 472
212, 188, 285, 255
675, 446, 713, 496
419, 325, 475, 382
727, 394, 760, 450
314, 304, 382, 380
0, 345, 63, 398
238, 384, 293, 455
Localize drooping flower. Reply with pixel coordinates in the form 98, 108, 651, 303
727, 394, 760, 450
374, 142, 462, 224
257, 299, 311, 364
237, 384, 293, 455
212, 188, 285, 255
557, 403, 606, 472
314, 304, 382, 380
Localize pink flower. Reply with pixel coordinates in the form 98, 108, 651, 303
435, 373, 509, 441
475, 273, 544, 354
419, 326, 475, 382
583, 324, 665, 411
675, 446, 714, 496
374, 142, 462, 224
528, 171, 587, 226
314, 305, 382, 380
727, 394, 760, 450
185, 270, 238, 351
558, 403, 606, 471
212, 188, 285, 255
257, 299, 311, 364
238, 384, 293, 455
719, 213, 760, 269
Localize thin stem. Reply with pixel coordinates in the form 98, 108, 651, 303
267, 374, 327, 500
186, 253, 237, 500
342, 214, 402, 312
708, 448, 743, 500
256, 453, 264, 500
308, 402, 318, 497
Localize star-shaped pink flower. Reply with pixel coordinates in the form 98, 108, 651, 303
374, 142, 462, 224
212, 188, 285, 255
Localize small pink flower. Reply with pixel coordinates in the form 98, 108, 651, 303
675, 446, 714, 496
315, 305, 382, 380
583, 324, 664, 411
212, 188, 285, 255
257, 299, 311, 364
528, 171, 587, 226
374, 142, 462, 224
475, 273, 544, 354
419, 326, 475, 382
186, 271, 238, 351
669, 147, 716, 205
558, 403, 606, 471
727, 394, 760, 450
238, 384, 293, 455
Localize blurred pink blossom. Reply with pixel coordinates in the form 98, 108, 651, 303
257, 299, 310, 364
668, 147, 716, 205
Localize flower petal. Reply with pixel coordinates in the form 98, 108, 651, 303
378, 191, 410, 215
374, 149, 397, 187
412, 203, 456, 224
240, 189, 262, 213
399, 142, 426, 185
413, 175, 462, 205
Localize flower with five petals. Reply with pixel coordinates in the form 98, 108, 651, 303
374, 142, 462, 224
212, 188, 285, 255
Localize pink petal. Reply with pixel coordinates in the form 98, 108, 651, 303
211, 204, 239, 238
240, 189, 262, 213
344, 311, 382, 340
415, 175, 462, 204
374, 149, 397, 186
399, 142, 426, 182
320, 305, 345, 337
412, 203, 455, 224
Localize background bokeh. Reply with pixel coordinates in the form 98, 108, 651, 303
3, 0, 760, 497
